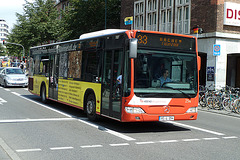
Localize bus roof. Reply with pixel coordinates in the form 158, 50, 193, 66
31, 29, 128, 50
79, 29, 127, 39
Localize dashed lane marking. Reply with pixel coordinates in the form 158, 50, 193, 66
182, 138, 201, 142
159, 140, 179, 143
50, 147, 74, 150
16, 148, 42, 152
80, 145, 103, 148
203, 137, 220, 140
109, 143, 130, 147
15, 136, 239, 153
135, 141, 155, 145
222, 136, 238, 139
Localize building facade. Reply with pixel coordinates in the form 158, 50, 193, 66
0, 19, 9, 44
121, 0, 240, 88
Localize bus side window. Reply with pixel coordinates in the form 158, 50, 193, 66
82, 50, 99, 82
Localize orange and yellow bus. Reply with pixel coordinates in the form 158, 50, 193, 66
28, 29, 200, 122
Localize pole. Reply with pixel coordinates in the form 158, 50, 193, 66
4, 42, 25, 59
105, 0, 107, 29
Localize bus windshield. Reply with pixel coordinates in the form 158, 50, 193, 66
134, 49, 198, 98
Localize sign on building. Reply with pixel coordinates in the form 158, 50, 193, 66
124, 17, 133, 25
224, 2, 240, 27
207, 67, 215, 81
213, 44, 221, 56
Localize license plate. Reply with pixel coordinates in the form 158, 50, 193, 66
159, 116, 174, 121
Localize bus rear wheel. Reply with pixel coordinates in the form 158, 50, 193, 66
41, 85, 48, 103
86, 94, 97, 121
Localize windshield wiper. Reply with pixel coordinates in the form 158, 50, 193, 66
162, 86, 192, 98
138, 93, 160, 98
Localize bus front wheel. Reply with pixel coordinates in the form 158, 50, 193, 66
86, 94, 97, 121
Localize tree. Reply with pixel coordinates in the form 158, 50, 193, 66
7, 0, 66, 56
63, 0, 121, 40
0, 43, 6, 56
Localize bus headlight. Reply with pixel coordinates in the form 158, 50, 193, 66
186, 107, 198, 113
125, 107, 145, 114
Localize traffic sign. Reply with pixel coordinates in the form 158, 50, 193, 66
213, 44, 221, 56
124, 17, 133, 25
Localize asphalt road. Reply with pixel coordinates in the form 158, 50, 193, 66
0, 87, 239, 160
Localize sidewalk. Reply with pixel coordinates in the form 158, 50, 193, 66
198, 106, 240, 118
0, 138, 21, 160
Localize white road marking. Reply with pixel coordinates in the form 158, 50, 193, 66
12, 91, 136, 141
0, 118, 76, 123
222, 136, 238, 139
182, 138, 200, 142
16, 148, 42, 152
135, 141, 155, 145
11, 92, 72, 118
167, 121, 225, 136
159, 140, 179, 143
0, 97, 7, 105
80, 145, 103, 148
203, 137, 220, 140
4, 89, 10, 91
105, 129, 136, 141
50, 147, 74, 150
109, 143, 129, 147
14, 136, 239, 152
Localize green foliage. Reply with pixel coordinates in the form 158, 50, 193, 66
6, 0, 121, 56
0, 43, 6, 56
7, 0, 66, 56
63, 0, 121, 40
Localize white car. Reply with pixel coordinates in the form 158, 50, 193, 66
0, 67, 28, 87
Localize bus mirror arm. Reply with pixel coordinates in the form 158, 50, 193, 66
129, 38, 138, 59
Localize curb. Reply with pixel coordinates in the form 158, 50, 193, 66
198, 107, 240, 118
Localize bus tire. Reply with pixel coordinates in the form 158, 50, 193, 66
41, 85, 48, 103
86, 94, 97, 121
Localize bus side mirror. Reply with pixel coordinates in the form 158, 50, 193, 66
129, 38, 138, 59
197, 56, 201, 71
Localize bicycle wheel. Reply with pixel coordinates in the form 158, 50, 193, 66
206, 97, 214, 109
233, 99, 240, 114
222, 98, 231, 111
213, 97, 221, 110
199, 94, 206, 107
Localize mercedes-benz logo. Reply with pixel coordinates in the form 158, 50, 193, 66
164, 106, 170, 113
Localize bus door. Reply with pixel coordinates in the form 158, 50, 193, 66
49, 54, 59, 100
102, 49, 123, 120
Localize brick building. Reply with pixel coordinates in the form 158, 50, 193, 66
121, 0, 240, 88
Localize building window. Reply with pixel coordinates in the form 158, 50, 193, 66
159, 0, 173, 33
175, 0, 190, 34
146, 0, 158, 31
134, 0, 145, 30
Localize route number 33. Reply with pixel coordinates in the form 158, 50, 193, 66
137, 35, 148, 45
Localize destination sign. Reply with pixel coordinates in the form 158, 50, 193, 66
136, 32, 196, 52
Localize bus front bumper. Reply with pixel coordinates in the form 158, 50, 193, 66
121, 112, 198, 122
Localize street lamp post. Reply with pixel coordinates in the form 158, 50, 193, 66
105, 0, 107, 29
3, 42, 25, 59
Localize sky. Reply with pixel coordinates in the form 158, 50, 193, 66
0, 0, 34, 32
